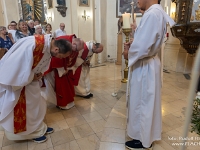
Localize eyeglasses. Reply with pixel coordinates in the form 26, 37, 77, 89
60, 26, 65, 27
10, 24, 16, 26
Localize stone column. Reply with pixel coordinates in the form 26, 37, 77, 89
116, 32, 122, 65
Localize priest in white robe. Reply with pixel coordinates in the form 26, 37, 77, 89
124, 0, 175, 149
0, 35, 72, 143
75, 42, 103, 98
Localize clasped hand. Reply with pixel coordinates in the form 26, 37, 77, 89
123, 42, 131, 60
33, 73, 43, 81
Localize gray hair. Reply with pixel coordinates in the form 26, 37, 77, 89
28, 20, 34, 24
0, 26, 6, 31
35, 25, 42, 30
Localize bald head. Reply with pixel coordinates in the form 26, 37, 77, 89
137, 0, 158, 11
72, 38, 84, 51
60, 23, 65, 31
92, 43, 103, 54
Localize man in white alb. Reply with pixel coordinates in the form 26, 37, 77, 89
124, 0, 175, 149
54, 23, 67, 38
0, 35, 72, 143
75, 41, 103, 98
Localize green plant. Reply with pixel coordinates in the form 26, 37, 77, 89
191, 93, 200, 135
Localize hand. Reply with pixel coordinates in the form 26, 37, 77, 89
130, 38, 134, 44
131, 22, 137, 31
33, 73, 43, 81
122, 49, 129, 60
124, 42, 130, 51
83, 60, 90, 66
122, 42, 130, 60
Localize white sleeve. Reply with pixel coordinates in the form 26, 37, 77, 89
0, 36, 35, 86
128, 13, 159, 67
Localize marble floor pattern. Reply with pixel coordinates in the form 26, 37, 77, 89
0, 62, 198, 150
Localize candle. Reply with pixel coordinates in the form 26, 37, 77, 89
134, 14, 136, 21
122, 12, 130, 28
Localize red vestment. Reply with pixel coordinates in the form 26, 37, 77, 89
14, 35, 45, 133
45, 35, 88, 106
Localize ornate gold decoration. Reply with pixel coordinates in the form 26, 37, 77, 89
122, 28, 132, 43
171, 0, 200, 54
181, 2, 186, 20
21, 0, 45, 23
121, 28, 132, 83
121, 59, 129, 83
195, 4, 200, 21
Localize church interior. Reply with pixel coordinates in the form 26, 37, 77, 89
0, 0, 200, 149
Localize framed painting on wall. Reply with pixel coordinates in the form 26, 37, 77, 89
116, 0, 142, 17
79, 0, 90, 7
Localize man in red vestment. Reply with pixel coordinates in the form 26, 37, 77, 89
44, 34, 89, 110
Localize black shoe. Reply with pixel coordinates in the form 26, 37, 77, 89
125, 140, 152, 150
88, 93, 93, 97
82, 95, 91, 99
56, 106, 64, 110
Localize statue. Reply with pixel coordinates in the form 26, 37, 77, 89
57, 0, 66, 6
25, 0, 34, 20
56, 0, 67, 17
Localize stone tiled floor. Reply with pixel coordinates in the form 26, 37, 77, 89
0, 63, 199, 150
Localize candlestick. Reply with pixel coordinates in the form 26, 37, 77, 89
121, 28, 132, 83
122, 12, 131, 28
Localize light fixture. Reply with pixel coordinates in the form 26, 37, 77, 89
82, 10, 90, 21
47, 14, 52, 22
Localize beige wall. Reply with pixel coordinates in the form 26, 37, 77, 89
77, 1, 93, 41
46, 0, 93, 41
46, 0, 72, 34
1, 0, 20, 26
0, 0, 5, 26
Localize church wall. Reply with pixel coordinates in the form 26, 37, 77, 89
77, 0, 93, 42
106, 0, 118, 60
99, 0, 107, 63
46, 0, 72, 34
0, 0, 20, 26
0, 0, 5, 26
70, 0, 79, 36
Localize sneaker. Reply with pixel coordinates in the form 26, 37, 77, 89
33, 136, 47, 143
125, 140, 152, 150
46, 127, 54, 134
